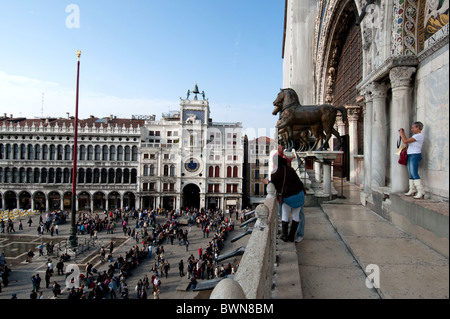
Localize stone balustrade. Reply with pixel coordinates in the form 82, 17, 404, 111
210, 182, 278, 299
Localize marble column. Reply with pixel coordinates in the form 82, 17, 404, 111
335, 114, 346, 135
389, 66, 416, 193
323, 161, 332, 195
346, 105, 360, 184
362, 89, 373, 194
314, 161, 321, 183
370, 82, 389, 188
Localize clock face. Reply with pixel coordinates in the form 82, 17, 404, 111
185, 158, 200, 173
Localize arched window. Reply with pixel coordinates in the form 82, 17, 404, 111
101, 168, 107, 183
124, 146, 131, 161
227, 166, 232, 178
0, 144, 3, 159
131, 169, 137, 183
143, 165, 149, 176
80, 145, 86, 160
4, 168, 11, 183
102, 145, 108, 161
109, 146, 116, 161
78, 168, 85, 183
42, 145, 48, 160
215, 166, 220, 177
150, 165, 155, 176
65, 145, 71, 160
19, 168, 26, 183
95, 145, 101, 161
48, 168, 55, 183
108, 168, 115, 183
49, 145, 56, 160
26, 168, 33, 183
34, 144, 41, 160
13, 144, 19, 160
117, 146, 123, 161
0, 167, 3, 183
12, 168, 19, 183
163, 165, 169, 176
123, 168, 130, 183
132, 146, 138, 161
86, 168, 93, 183
209, 166, 214, 177
116, 169, 122, 183
170, 165, 175, 177
20, 144, 26, 160
57, 145, 63, 161
63, 168, 70, 183
27, 144, 34, 160
93, 168, 100, 183
5, 144, 11, 159
34, 168, 40, 183
87, 145, 93, 160
56, 168, 62, 183
233, 166, 238, 178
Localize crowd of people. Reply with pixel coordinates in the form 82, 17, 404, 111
0, 205, 246, 299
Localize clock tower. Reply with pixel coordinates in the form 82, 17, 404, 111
180, 83, 210, 209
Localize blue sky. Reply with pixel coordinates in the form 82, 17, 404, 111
0, 1, 284, 138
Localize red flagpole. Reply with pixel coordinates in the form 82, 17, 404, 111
70, 50, 81, 248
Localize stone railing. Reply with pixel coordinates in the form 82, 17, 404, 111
210, 183, 278, 299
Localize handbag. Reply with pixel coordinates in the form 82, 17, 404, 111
396, 135, 408, 165
277, 167, 286, 204
398, 148, 408, 165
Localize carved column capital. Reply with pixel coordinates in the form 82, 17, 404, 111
359, 87, 374, 103
345, 105, 361, 121
389, 66, 416, 89
367, 82, 389, 99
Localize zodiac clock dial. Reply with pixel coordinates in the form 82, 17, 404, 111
185, 158, 200, 173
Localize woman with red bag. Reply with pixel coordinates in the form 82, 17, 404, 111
399, 121, 425, 199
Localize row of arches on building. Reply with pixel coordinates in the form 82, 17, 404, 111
0, 167, 138, 184
0, 143, 138, 162
0, 190, 136, 212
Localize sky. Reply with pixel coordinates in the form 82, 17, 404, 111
0, 0, 285, 139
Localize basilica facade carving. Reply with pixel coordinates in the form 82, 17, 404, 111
283, 0, 448, 254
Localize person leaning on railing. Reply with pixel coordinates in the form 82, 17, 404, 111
263, 155, 306, 242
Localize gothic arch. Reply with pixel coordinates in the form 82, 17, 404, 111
315, 0, 364, 104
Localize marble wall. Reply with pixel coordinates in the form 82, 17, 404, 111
416, 44, 449, 198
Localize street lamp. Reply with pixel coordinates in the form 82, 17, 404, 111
69, 50, 81, 248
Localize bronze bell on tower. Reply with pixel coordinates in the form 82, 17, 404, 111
193, 83, 200, 94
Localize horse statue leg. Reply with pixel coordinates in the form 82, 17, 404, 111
286, 125, 295, 152
331, 127, 343, 151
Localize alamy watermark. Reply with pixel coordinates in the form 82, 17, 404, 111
66, 4, 80, 29
365, 264, 380, 289
65, 264, 81, 288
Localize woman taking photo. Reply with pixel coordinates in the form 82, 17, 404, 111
399, 121, 425, 199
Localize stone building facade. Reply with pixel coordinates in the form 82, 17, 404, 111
246, 136, 277, 209
0, 115, 143, 212
138, 85, 244, 212
282, 0, 449, 255
0, 85, 244, 213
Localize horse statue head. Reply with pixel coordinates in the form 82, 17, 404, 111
272, 88, 300, 115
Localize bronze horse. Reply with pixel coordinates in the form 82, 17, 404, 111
272, 88, 347, 152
